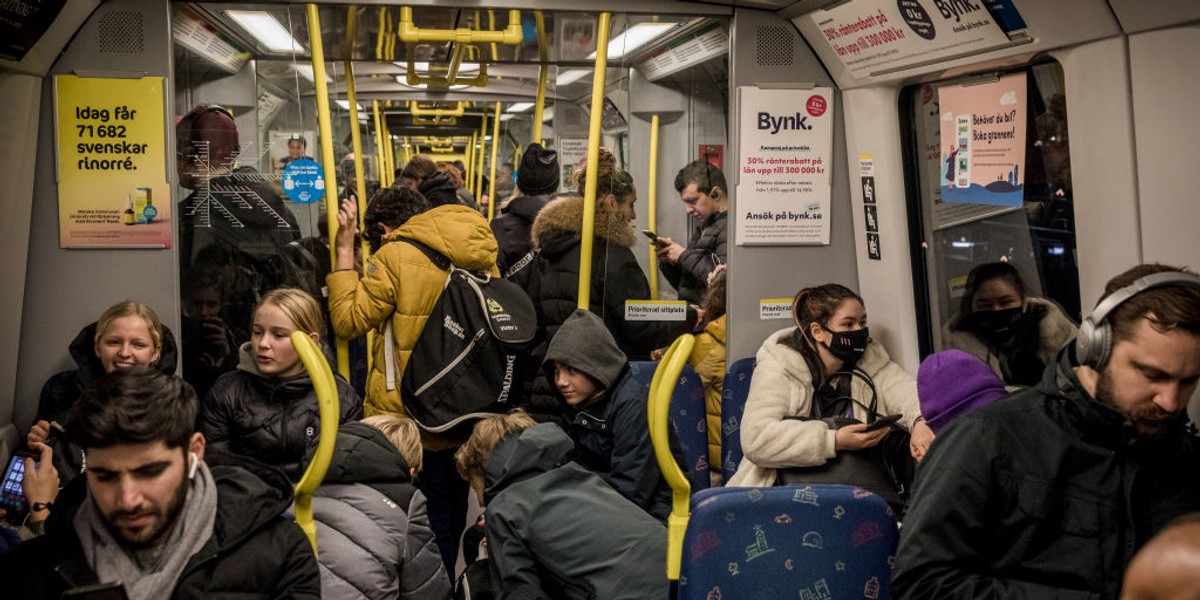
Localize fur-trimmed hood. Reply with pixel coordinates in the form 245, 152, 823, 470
531, 195, 637, 257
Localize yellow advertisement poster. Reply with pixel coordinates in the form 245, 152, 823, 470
54, 75, 172, 248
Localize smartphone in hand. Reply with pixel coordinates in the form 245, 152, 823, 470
641, 229, 659, 242
865, 414, 903, 431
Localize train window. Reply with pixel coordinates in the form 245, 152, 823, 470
901, 62, 1080, 364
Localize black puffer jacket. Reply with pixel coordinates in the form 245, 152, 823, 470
35, 321, 179, 482
419, 171, 461, 207
198, 344, 362, 482
490, 194, 550, 277
661, 210, 727, 304
0, 451, 321, 599
531, 196, 691, 361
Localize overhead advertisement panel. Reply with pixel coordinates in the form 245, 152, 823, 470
809, 0, 1010, 78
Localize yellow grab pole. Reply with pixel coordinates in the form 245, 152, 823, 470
577, 12, 611, 310
487, 101, 501, 221
372, 101, 385, 188
290, 331, 341, 555
649, 334, 696, 580
466, 132, 477, 195
532, 11, 548, 145
305, 4, 348, 378
648, 114, 660, 300
475, 111, 487, 202
344, 8, 367, 205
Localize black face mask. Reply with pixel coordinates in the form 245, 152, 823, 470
968, 307, 1024, 341
820, 324, 870, 367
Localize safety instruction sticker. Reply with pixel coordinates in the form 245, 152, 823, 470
54, 75, 171, 248
282, 158, 324, 204
625, 300, 688, 322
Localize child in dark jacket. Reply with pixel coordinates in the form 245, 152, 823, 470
455, 411, 669, 600
198, 287, 362, 482
542, 309, 673, 522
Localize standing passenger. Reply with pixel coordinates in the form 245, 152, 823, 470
652, 160, 729, 305
893, 264, 1200, 599
490, 143, 558, 280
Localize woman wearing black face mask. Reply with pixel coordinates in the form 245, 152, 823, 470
944, 262, 1077, 386
728, 284, 933, 488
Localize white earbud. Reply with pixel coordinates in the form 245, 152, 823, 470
188, 452, 199, 480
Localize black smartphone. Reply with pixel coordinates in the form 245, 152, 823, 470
865, 414, 903, 431
641, 229, 659, 242
62, 582, 131, 600
0, 449, 36, 522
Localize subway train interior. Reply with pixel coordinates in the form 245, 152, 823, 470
1, 0, 1199, 595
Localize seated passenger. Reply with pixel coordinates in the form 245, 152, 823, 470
544, 309, 673, 522
198, 287, 361, 483
687, 265, 727, 476
728, 284, 932, 508
0, 368, 320, 598
916, 349, 1007, 435
455, 411, 669, 600
29, 300, 177, 482
312, 415, 450, 599
1122, 513, 1200, 600
893, 264, 1200, 599
942, 261, 1077, 386
531, 148, 694, 361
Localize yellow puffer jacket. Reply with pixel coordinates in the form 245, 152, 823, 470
687, 315, 726, 470
327, 205, 498, 449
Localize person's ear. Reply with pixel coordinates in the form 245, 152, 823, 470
308, 331, 320, 345
409, 467, 416, 478
150, 344, 162, 366
808, 321, 827, 345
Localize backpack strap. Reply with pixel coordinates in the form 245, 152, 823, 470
394, 236, 452, 271
504, 248, 539, 279
384, 320, 398, 391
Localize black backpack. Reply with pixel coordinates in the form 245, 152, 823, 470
390, 237, 538, 439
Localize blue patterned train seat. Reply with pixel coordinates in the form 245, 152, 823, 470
630, 361, 709, 492
720, 358, 756, 483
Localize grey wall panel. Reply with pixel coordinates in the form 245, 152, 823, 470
14, 0, 179, 434
727, 8, 858, 361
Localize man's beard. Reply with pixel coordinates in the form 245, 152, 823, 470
103, 471, 190, 549
1095, 369, 1184, 440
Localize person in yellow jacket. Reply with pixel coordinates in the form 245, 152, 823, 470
686, 267, 727, 480
328, 187, 499, 581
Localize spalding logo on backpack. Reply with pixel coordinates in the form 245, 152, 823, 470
388, 237, 537, 440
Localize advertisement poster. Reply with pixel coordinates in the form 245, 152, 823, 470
555, 137, 588, 192
55, 75, 172, 248
937, 72, 1027, 207
809, 0, 1010, 78
735, 86, 834, 245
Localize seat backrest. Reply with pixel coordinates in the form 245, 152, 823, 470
721, 357, 755, 483
629, 361, 709, 492
679, 485, 899, 599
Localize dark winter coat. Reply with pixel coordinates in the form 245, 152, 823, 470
0, 452, 321, 599
35, 321, 179, 482
531, 196, 691, 361
483, 423, 669, 600
893, 349, 1200, 599
312, 422, 450, 600
543, 310, 674, 522
197, 344, 363, 482
490, 194, 550, 277
420, 171, 462, 207
661, 210, 727, 304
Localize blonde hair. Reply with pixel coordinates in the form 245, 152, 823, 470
572, 147, 635, 203
95, 301, 164, 352
454, 410, 538, 480
253, 288, 324, 338
362, 414, 423, 472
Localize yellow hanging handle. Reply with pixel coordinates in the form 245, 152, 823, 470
290, 331, 340, 556
648, 333, 695, 580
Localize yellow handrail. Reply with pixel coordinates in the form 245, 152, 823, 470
487, 101, 501, 221
649, 333, 696, 580
648, 114, 660, 300
290, 330, 340, 556
532, 11, 547, 145
476, 110, 488, 206
410, 101, 466, 118
466, 131, 477, 195
577, 12, 612, 310
372, 101, 385, 188
398, 7, 521, 45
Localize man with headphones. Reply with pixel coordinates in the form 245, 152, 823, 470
652, 160, 729, 305
894, 264, 1200, 600
0, 368, 320, 599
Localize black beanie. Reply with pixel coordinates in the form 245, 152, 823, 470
517, 143, 560, 196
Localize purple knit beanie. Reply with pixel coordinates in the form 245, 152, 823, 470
917, 349, 1007, 433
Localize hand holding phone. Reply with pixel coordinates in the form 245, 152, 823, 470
865, 413, 903, 431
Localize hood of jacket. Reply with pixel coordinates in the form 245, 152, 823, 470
319, 421, 413, 486
418, 171, 460, 207
68, 321, 179, 385
483, 422, 574, 503
703, 314, 727, 345
531, 195, 637, 257
381, 204, 497, 273
542, 309, 628, 391
502, 193, 551, 223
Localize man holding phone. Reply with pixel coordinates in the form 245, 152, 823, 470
0, 368, 320, 599
653, 161, 729, 305
0, 437, 60, 536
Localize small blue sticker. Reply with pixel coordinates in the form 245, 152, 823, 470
142, 204, 158, 221
282, 158, 325, 204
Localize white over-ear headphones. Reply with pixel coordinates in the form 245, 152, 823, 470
188, 452, 199, 480
1075, 271, 1200, 369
